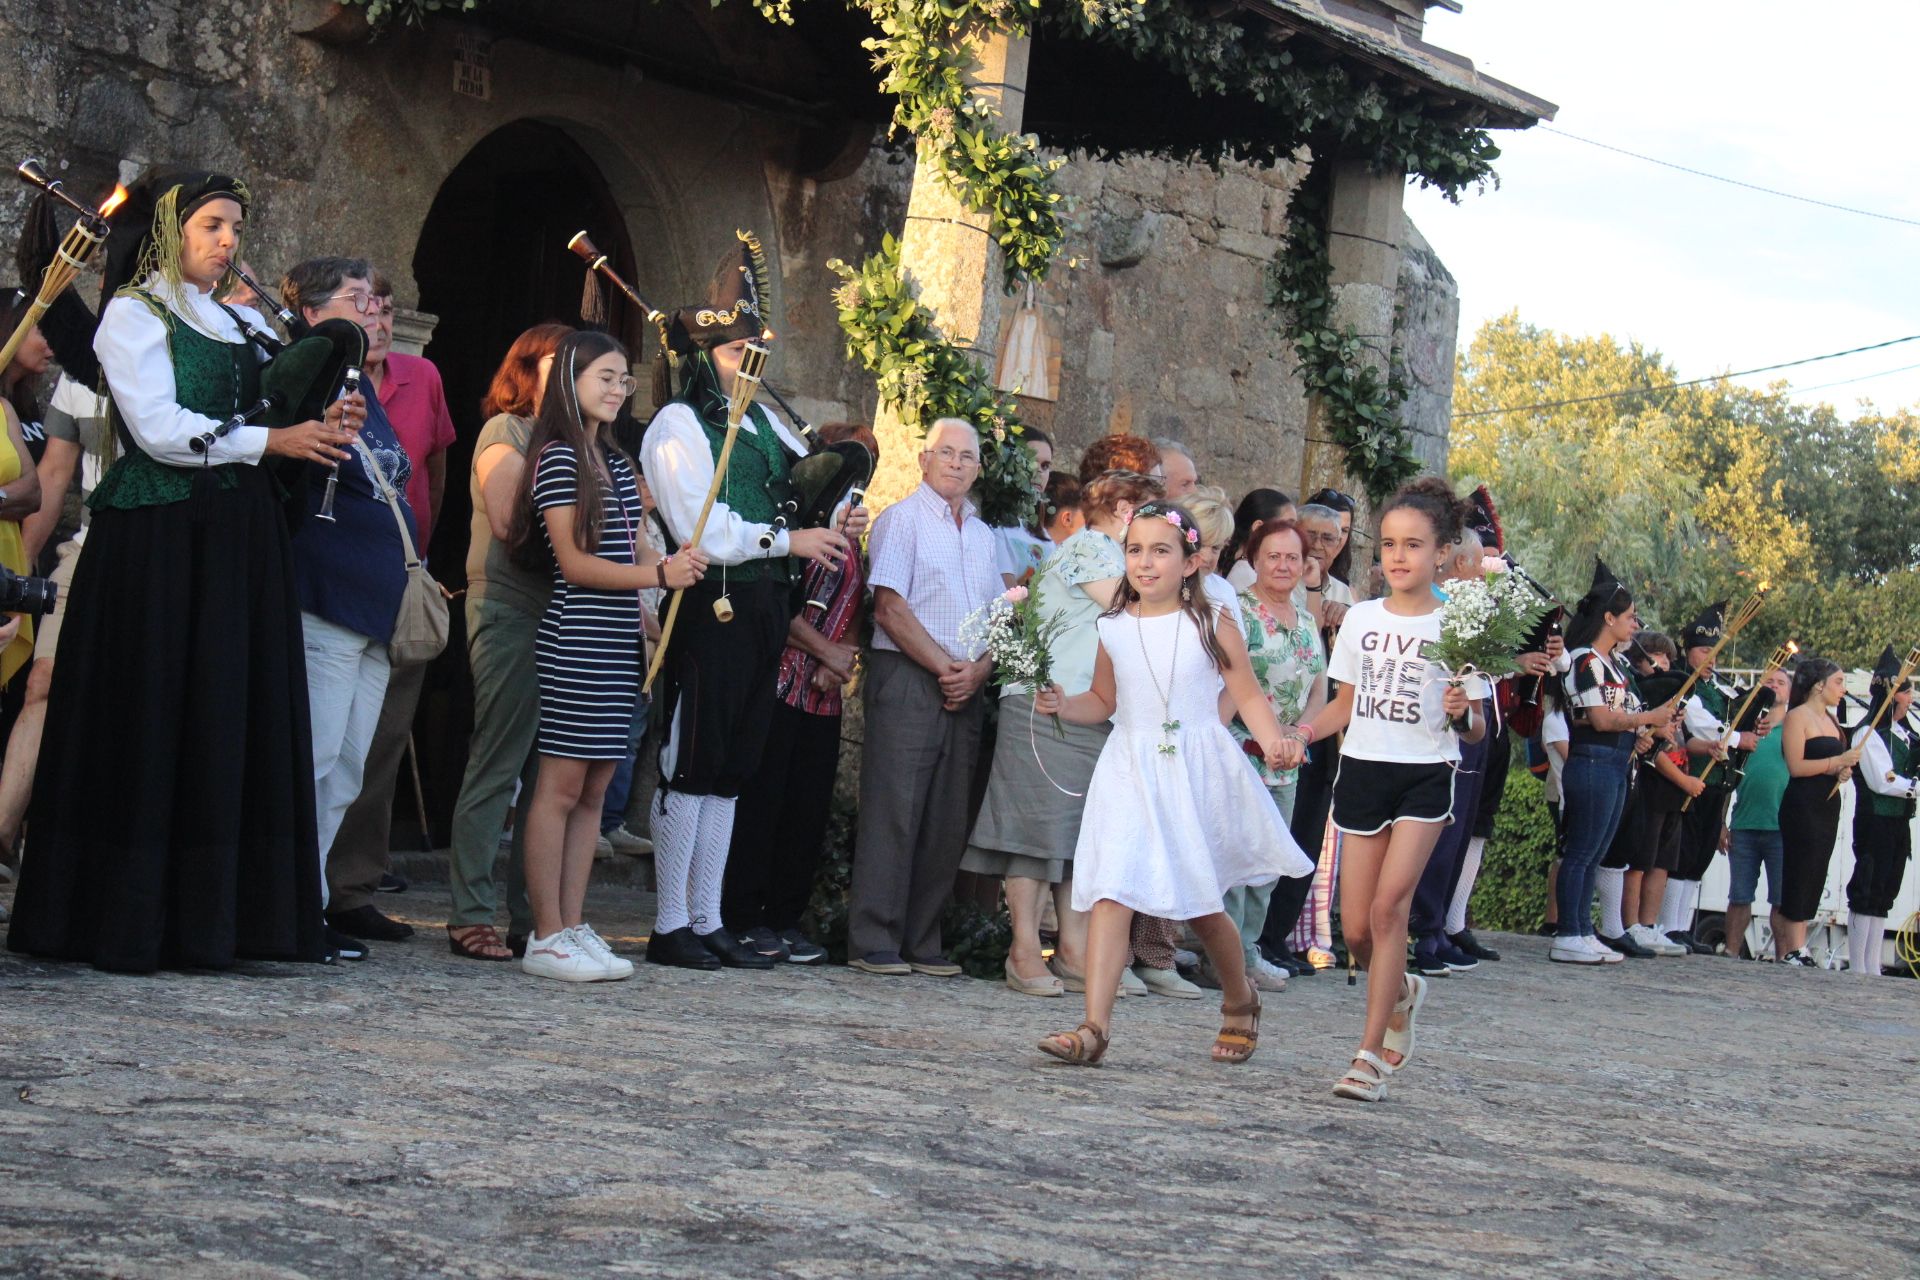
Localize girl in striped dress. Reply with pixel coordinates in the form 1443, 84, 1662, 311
507, 332, 707, 982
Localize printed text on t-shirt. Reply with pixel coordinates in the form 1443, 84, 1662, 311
1355, 629, 1434, 726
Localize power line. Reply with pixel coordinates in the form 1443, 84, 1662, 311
1782, 359, 1920, 399
1452, 333, 1920, 419
1539, 126, 1920, 229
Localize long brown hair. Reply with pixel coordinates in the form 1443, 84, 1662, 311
483, 322, 575, 420
508, 331, 633, 569
1101, 500, 1231, 672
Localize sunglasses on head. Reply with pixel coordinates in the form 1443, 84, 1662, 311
1307, 488, 1356, 513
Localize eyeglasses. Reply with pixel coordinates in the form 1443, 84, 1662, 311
929, 446, 980, 467
594, 373, 638, 394
326, 292, 396, 318
1302, 529, 1342, 545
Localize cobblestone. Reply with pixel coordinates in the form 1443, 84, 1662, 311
1, 880, 1915, 1278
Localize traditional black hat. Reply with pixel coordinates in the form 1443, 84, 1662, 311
1871, 645, 1902, 683
663, 229, 771, 358
98, 167, 250, 307
1578, 557, 1620, 605
1466, 484, 1503, 554
1680, 601, 1727, 653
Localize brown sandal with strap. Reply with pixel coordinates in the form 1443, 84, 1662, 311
1212, 982, 1262, 1064
447, 923, 514, 961
1038, 1021, 1110, 1066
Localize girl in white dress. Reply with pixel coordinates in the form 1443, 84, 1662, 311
1033, 503, 1312, 1067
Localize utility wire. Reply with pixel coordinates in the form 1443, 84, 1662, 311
1781, 359, 1920, 399
1452, 333, 1920, 419
1540, 126, 1920, 228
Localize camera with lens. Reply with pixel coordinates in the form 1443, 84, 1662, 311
0, 565, 57, 617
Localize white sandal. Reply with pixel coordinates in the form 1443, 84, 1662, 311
1332, 1049, 1394, 1102
1382, 973, 1428, 1068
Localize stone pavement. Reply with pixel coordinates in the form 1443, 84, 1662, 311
2, 879, 1917, 1279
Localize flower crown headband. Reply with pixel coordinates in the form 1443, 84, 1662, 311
1126, 503, 1201, 548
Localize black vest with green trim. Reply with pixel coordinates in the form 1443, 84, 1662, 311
1868, 721, 1918, 818
681, 397, 795, 584
1694, 674, 1735, 788
89, 289, 261, 512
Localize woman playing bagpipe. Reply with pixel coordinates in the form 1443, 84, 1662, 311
1845, 647, 1918, 977
8, 168, 363, 972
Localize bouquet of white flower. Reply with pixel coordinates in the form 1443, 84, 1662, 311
1428, 569, 1552, 686
959, 583, 1068, 736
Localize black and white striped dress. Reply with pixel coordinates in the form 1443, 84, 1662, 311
533, 440, 643, 759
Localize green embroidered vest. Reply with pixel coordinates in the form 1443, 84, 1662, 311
1868, 724, 1917, 818
689, 401, 793, 584
1694, 675, 1735, 787
89, 291, 260, 512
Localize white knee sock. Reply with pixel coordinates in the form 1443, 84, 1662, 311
1660, 880, 1693, 935
652, 791, 702, 934
1865, 916, 1886, 977
689, 795, 737, 936
1446, 837, 1486, 936
1596, 867, 1626, 938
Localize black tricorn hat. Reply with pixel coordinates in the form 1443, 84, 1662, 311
1576, 557, 1621, 609
663, 229, 771, 357
1466, 484, 1503, 554
1680, 601, 1727, 653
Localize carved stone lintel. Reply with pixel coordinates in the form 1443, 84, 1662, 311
289, 1, 375, 47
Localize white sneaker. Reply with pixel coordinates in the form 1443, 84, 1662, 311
521, 929, 611, 982
571, 923, 635, 980
604, 824, 654, 856
1251, 956, 1291, 992
1579, 935, 1624, 964
1133, 964, 1204, 998
1550, 937, 1605, 965
1630, 924, 1686, 956
1118, 965, 1148, 997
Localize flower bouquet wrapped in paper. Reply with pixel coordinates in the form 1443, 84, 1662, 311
1428, 569, 1552, 688
959, 583, 1069, 736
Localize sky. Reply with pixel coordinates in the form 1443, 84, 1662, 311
1404, 0, 1920, 417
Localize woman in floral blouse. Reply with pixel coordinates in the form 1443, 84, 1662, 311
1224, 519, 1327, 988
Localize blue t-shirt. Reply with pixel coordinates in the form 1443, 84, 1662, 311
291, 388, 416, 643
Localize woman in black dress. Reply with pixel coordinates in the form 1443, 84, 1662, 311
7, 168, 357, 972
1776, 656, 1860, 967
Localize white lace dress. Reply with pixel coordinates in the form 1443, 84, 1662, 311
1071, 608, 1314, 918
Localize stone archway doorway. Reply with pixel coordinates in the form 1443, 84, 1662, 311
403, 118, 647, 846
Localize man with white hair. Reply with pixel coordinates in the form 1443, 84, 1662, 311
1154, 437, 1198, 500
848, 418, 1003, 976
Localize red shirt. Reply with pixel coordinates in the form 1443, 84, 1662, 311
373, 352, 457, 536
777, 553, 866, 717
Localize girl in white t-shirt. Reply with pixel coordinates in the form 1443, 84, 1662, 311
1284, 478, 1485, 1102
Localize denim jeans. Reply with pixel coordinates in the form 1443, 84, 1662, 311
1727, 827, 1782, 907
1556, 741, 1632, 937
301, 611, 391, 909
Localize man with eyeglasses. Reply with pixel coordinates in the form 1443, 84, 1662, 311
849, 418, 1003, 977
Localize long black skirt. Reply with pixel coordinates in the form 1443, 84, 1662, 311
653, 576, 789, 799
7, 468, 326, 971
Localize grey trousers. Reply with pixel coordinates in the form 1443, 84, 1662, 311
848, 650, 986, 960
327, 658, 426, 913
445, 597, 535, 933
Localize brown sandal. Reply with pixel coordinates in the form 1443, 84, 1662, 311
1212, 983, 1262, 1064
447, 923, 514, 961
1038, 1021, 1109, 1066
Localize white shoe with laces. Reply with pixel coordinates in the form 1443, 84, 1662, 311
1550, 936, 1605, 965
571, 923, 635, 980
1250, 956, 1291, 992
521, 928, 616, 982
1630, 924, 1686, 956
1582, 935, 1625, 964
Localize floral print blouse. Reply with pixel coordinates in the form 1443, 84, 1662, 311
1231, 588, 1326, 788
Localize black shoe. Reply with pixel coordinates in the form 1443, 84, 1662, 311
1435, 940, 1480, 973
507, 931, 529, 959
740, 925, 791, 961
325, 926, 369, 961
700, 928, 776, 969
1667, 929, 1711, 955
1536, 923, 1559, 938
645, 926, 722, 970
377, 872, 408, 894
1412, 946, 1451, 978
1598, 930, 1652, 958
1449, 929, 1501, 962
327, 904, 415, 942
776, 927, 827, 965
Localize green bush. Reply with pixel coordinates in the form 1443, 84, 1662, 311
1470, 752, 1556, 933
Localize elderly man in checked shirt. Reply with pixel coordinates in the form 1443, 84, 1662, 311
848, 418, 1004, 976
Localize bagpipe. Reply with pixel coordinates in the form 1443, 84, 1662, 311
1495, 554, 1563, 739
